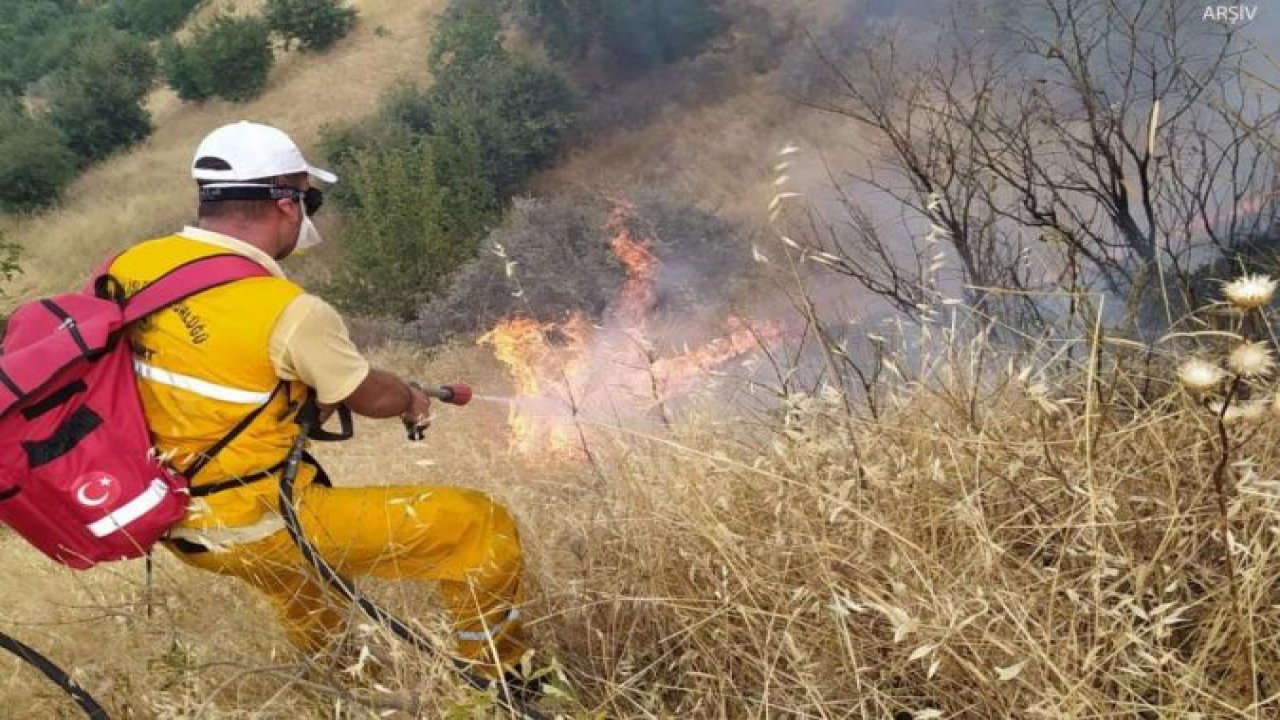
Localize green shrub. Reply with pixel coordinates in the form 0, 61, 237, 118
430, 53, 577, 197
600, 0, 718, 71
525, 0, 719, 76
162, 14, 273, 102
379, 81, 435, 134
428, 0, 504, 72
0, 0, 200, 94
159, 38, 206, 101
0, 106, 78, 211
524, 0, 595, 61
106, 0, 203, 37
316, 81, 435, 209
0, 234, 18, 338
47, 29, 156, 162
320, 0, 577, 319
317, 116, 417, 210
264, 0, 357, 52
329, 134, 495, 320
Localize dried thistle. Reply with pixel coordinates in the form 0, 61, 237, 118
1222, 274, 1277, 310
1178, 358, 1226, 393
1228, 341, 1274, 378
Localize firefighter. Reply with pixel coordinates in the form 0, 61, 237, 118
108, 121, 530, 687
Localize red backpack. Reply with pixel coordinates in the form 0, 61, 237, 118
0, 254, 269, 569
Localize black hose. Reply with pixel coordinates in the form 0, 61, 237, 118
278, 413, 550, 720
0, 629, 110, 719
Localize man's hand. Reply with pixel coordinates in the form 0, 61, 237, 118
401, 383, 433, 439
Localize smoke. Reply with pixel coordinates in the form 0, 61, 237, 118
413, 188, 748, 344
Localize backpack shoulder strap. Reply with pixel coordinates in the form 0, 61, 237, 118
106, 254, 273, 325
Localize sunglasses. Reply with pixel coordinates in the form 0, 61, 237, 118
198, 184, 324, 216
287, 187, 324, 216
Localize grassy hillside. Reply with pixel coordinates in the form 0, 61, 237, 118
0, 0, 445, 302
4, 0, 1276, 718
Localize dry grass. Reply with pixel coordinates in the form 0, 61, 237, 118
4, 2, 1275, 718
3, 304, 1279, 717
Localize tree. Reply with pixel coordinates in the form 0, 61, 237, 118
430, 53, 578, 197
0, 105, 78, 211
525, 0, 596, 62
105, 0, 203, 38
47, 29, 156, 163
0, 228, 22, 345
159, 38, 206, 101
264, 0, 357, 52
319, 0, 577, 317
524, 0, 719, 76
793, 0, 1279, 336
0, 1, 86, 94
162, 14, 274, 102
428, 0, 504, 73
598, 0, 717, 73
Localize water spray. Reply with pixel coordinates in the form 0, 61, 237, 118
474, 394, 517, 405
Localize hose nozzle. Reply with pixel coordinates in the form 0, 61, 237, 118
426, 384, 472, 406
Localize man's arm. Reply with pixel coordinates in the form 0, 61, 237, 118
270, 295, 431, 426
342, 367, 431, 422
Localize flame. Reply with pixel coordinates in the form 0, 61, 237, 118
481, 202, 784, 458
605, 201, 658, 329
650, 316, 785, 397
478, 313, 590, 457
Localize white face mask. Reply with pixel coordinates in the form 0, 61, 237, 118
296, 209, 323, 251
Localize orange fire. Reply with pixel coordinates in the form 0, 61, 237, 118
605, 201, 658, 330
650, 316, 785, 397
478, 313, 592, 457
480, 202, 782, 458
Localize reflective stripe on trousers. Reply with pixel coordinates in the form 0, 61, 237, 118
456, 607, 522, 642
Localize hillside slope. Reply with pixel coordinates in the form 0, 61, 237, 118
1, 0, 444, 303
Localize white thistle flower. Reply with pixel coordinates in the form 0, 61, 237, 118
1210, 399, 1267, 425
1222, 274, 1277, 309
1228, 341, 1274, 377
1178, 358, 1226, 392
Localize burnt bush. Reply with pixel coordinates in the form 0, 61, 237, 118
626, 188, 745, 315
412, 190, 744, 344
413, 196, 618, 343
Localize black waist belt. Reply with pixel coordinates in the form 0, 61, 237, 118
186, 451, 333, 497
170, 452, 330, 555
188, 458, 286, 498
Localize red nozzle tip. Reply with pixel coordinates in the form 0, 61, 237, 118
441, 384, 472, 406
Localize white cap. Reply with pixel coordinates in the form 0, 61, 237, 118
191, 121, 337, 184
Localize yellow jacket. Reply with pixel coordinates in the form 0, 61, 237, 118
110, 234, 307, 531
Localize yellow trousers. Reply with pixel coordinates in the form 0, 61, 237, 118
167, 466, 528, 674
